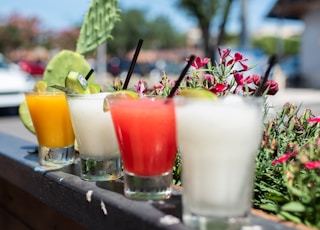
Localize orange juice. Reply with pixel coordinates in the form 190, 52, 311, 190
25, 92, 75, 148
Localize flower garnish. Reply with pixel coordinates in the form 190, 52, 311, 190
125, 47, 279, 97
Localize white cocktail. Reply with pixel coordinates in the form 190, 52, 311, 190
67, 92, 121, 181
175, 95, 263, 229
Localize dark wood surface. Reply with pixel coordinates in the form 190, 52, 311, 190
0, 132, 298, 230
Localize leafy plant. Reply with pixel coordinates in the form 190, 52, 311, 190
254, 102, 320, 228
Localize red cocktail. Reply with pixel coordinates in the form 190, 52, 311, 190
108, 96, 177, 200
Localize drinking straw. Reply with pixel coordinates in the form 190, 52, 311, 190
167, 55, 196, 98
122, 39, 144, 90
85, 68, 94, 80
254, 54, 277, 97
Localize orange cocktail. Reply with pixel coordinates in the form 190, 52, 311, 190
108, 96, 177, 200
25, 92, 75, 166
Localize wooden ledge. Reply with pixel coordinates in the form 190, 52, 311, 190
0, 132, 302, 230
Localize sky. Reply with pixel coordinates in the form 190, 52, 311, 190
0, 0, 298, 35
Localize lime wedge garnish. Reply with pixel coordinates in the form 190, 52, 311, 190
178, 88, 217, 99
103, 90, 139, 112
65, 71, 91, 94
33, 80, 48, 92
89, 83, 101, 93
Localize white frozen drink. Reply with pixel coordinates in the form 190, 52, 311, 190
175, 95, 263, 227
67, 92, 121, 181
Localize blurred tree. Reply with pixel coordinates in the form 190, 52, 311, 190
53, 28, 81, 51
0, 13, 42, 55
0, 9, 186, 60
107, 9, 186, 57
252, 36, 300, 57
177, 0, 233, 60
146, 16, 186, 49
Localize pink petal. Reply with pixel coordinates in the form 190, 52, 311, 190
272, 152, 297, 165
304, 161, 320, 169
307, 117, 320, 123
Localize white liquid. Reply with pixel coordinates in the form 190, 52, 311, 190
175, 96, 262, 217
67, 93, 119, 160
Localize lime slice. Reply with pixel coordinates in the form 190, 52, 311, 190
33, 80, 48, 92
89, 83, 101, 94
178, 88, 217, 99
65, 71, 91, 94
19, 100, 35, 134
103, 90, 139, 112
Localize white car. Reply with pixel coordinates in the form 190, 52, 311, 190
0, 54, 36, 108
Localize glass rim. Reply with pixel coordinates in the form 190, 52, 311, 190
174, 94, 264, 105
66, 92, 111, 98
24, 91, 66, 95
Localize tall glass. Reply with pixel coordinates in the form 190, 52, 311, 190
24, 92, 75, 166
66, 93, 121, 181
107, 96, 177, 200
175, 95, 263, 229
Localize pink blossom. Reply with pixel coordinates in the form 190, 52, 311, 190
135, 80, 148, 95
234, 72, 244, 86
209, 83, 226, 94
218, 47, 231, 64
187, 56, 211, 69
304, 161, 320, 169
307, 117, 320, 123
264, 80, 279, 95
227, 52, 248, 71
272, 152, 297, 165
204, 74, 214, 84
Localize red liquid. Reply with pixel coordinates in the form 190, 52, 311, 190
109, 98, 177, 176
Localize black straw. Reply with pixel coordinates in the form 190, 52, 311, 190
122, 39, 144, 90
254, 54, 277, 97
85, 68, 94, 81
167, 55, 196, 98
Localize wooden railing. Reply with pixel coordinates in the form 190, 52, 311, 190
0, 132, 297, 230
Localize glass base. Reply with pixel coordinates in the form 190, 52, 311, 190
124, 171, 172, 200
38, 145, 75, 166
80, 157, 122, 181
183, 212, 250, 230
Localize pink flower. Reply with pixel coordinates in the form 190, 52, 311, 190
218, 47, 231, 65
307, 117, 320, 123
204, 74, 214, 84
304, 161, 320, 169
227, 52, 248, 71
210, 83, 226, 94
272, 152, 297, 165
187, 56, 211, 69
135, 80, 148, 95
264, 80, 279, 95
234, 72, 244, 86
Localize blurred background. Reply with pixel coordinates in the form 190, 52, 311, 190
1, 0, 318, 112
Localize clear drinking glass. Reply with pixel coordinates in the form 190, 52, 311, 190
175, 95, 263, 229
24, 91, 75, 166
66, 93, 121, 181
107, 96, 177, 200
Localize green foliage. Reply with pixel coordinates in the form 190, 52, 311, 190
252, 36, 300, 56
0, 14, 42, 54
173, 150, 182, 186
107, 9, 186, 56
76, 0, 121, 55
254, 103, 320, 228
